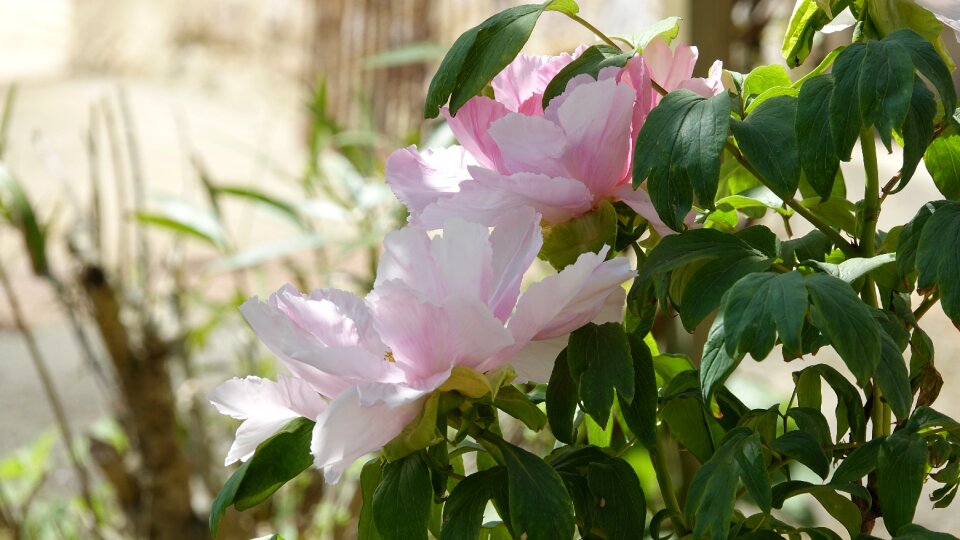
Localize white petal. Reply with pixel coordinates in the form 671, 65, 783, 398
488, 114, 571, 178
386, 145, 473, 215
487, 207, 543, 322
505, 336, 567, 384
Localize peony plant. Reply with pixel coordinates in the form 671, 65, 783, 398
210, 1, 960, 538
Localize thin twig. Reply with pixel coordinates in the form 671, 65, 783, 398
116, 87, 150, 292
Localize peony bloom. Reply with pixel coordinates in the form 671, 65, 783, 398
387, 39, 724, 235
210, 208, 635, 481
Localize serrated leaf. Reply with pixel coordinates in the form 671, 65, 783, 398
373, 453, 433, 540
542, 45, 632, 108
721, 271, 807, 360
587, 458, 646, 540
633, 90, 731, 230
497, 440, 575, 540
546, 349, 578, 444
441, 468, 507, 540
805, 273, 882, 386
770, 430, 830, 479
619, 334, 658, 449
540, 199, 617, 270
567, 323, 634, 425
924, 129, 960, 200
797, 75, 840, 199
425, 5, 545, 118
878, 430, 928, 533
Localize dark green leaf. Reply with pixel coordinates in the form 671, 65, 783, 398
661, 372, 723, 463
546, 349, 578, 444
805, 273, 882, 386
676, 251, 773, 331
0, 165, 48, 275
359, 459, 383, 540
894, 524, 960, 539
619, 334, 658, 450
209, 460, 251, 536
797, 75, 840, 199
425, 4, 546, 117
498, 439, 575, 540
770, 430, 830, 479
916, 202, 960, 325
624, 275, 658, 336
638, 228, 765, 281
899, 78, 937, 188
700, 315, 740, 403
786, 407, 832, 447
441, 468, 507, 540
722, 271, 807, 360
567, 323, 634, 426
587, 458, 646, 540
542, 44, 632, 108
876, 331, 913, 420
924, 130, 960, 200
633, 90, 732, 230
731, 95, 801, 197
884, 29, 957, 122
794, 364, 867, 442
898, 202, 945, 279
811, 489, 862, 537
831, 437, 884, 485
372, 453, 433, 540
829, 43, 867, 160
540, 200, 617, 270
858, 39, 915, 151
878, 431, 928, 533
233, 417, 315, 511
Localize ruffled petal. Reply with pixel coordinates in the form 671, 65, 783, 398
643, 38, 698, 92
443, 97, 509, 171
487, 207, 543, 322
488, 114, 571, 178
677, 59, 725, 97
386, 145, 473, 215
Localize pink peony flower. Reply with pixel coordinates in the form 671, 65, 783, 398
388, 40, 724, 235
210, 208, 634, 481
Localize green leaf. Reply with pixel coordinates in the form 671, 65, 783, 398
624, 275, 658, 336
567, 323, 634, 426
797, 75, 840, 199
635, 17, 682, 50
661, 371, 724, 463
731, 95, 801, 198
541, 45, 632, 108
135, 197, 228, 250
924, 129, 960, 200
372, 453, 433, 540
894, 524, 960, 539
233, 417, 315, 511
770, 430, 830, 479
359, 459, 383, 540
811, 489, 862, 537
497, 439, 575, 540
0, 164, 48, 275
786, 407, 832, 447
829, 43, 867, 160
916, 201, 960, 325
425, 5, 546, 117
899, 77, 937, 188
546, 349, 578, 444
587, 458, 646, 540
542, 0, 578, 15
879, 30, 956, 117
619, 334, 658, 449
494, 386, 546, 431
831, 437, 883, 484
794, 364, 867, 442
382, 393, 443, 461
441, 468, 507, 540
211, 184, 305, 229
807, 253, 897, 283
743, 65, 792, 100
858, 38, 915, 151
209, 460, 251, 536
701, 315, 740, 403
721, 271, 807, 360
898, 201, 945, 279
782, 0, 853, 67
878, 430, 929, 533
638, 227, 766, 281
876, 331, 913, 421
686, 428, 770, 540
540, 199, 617, 270
805, 273, 882, 386
633, 90, 732, 230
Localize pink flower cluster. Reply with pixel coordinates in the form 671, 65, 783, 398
387, 38, 724, 235
210, 38, 722, 482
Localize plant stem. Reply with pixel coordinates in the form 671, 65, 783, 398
0, 258, 102, 538
726, 142, 857, 255
651, 433, 686, 534
914, 292, 940, 321
567, 14, 620, 49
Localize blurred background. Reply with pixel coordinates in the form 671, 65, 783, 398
0, 0, 958, 538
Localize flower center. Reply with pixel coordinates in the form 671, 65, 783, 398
384, 351, 396, 363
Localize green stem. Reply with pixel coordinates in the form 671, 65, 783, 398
651, 433, 686, 534
726, 142, 857, 255
914, 292, 940, 321
567, 14, 620, 49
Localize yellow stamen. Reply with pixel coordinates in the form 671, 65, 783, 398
384, 351, 395, 363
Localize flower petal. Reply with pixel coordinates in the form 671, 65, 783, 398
487, 207, 543, 322
492, 50, 578, 114
504, 336, 567, 384
643, 38, 698, 92
311, 385, 425, 483
488, 114, 571, 178
386, 145, 473, 215
610, 183, 675, 236
443, 97, 509, 171
677, 59, 725, 97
